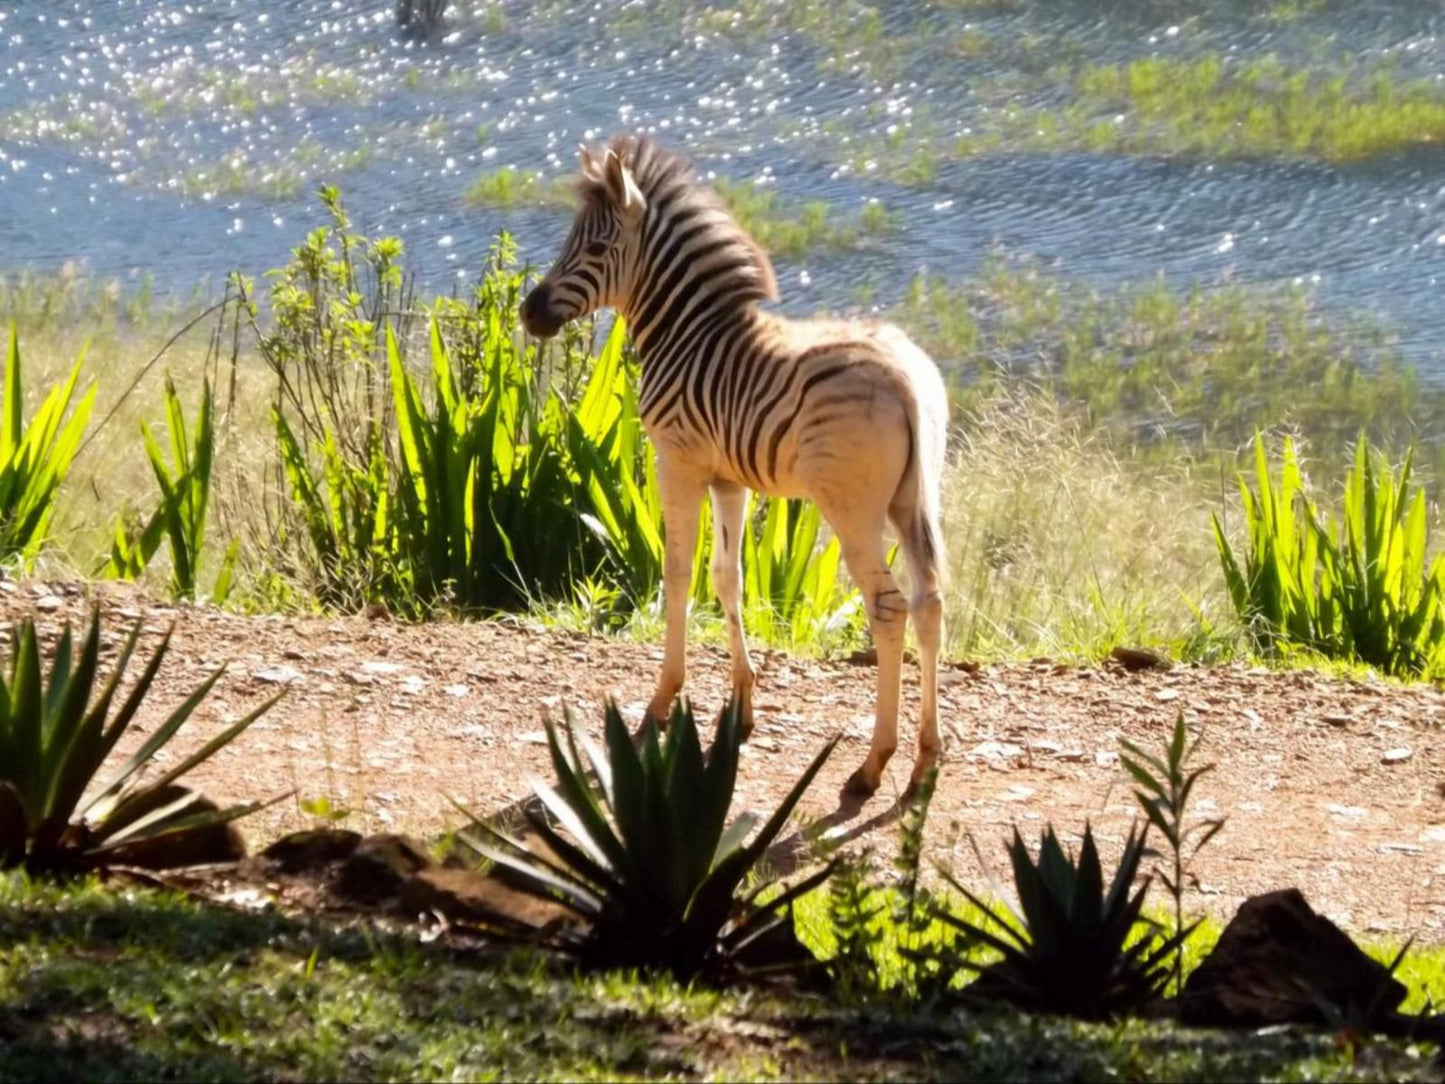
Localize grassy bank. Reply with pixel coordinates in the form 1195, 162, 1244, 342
3, 872, 1439, 1082
5, 244, 1444, 666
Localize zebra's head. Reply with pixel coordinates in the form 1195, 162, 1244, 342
519, 142, 647, 339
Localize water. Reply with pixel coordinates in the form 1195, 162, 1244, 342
0, 0, 1443, 370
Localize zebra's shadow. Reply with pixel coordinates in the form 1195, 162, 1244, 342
760, 792, 910, 883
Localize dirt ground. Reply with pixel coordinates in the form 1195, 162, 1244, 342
8, 581, 1445, 942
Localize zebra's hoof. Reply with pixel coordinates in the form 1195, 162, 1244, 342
640, 707, 670, 736
842, 767, 879, 798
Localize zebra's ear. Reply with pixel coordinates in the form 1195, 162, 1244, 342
578, 143, 603, 181
603, 149, 647, 218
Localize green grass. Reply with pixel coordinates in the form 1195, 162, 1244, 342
827, 53, 1445, 182
464, 167, 893, 260
6, 251, 1445, 667
3, 872, 1439, 1082
464, 166, 575, 209
712, 180, 892, 260
899, 261, 1433, 458
1070, 55, 1445, 162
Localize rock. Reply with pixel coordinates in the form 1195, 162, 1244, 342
1110, 645, 1172, 672
331, 833, 434, 905
254, 666, 303, 685
1381, 747, 1413, 764
259, 828, 362, 874
1179, 889, 1406, 1028
399, 866, 571, 929
101, 786, 247, 869
34, 595, 63, 612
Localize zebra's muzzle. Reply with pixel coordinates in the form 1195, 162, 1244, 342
520, 285, 565, 339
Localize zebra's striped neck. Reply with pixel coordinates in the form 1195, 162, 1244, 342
623, 203, 774, 416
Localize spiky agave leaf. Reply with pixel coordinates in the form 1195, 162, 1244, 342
0, 610, 282, 871
452, 696, 837, 979
935, 822, 1190, 1019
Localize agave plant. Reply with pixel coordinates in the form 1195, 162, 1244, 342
0, 611, 281, 872
459, 697, 838, 979
934, 822, 1191, 1020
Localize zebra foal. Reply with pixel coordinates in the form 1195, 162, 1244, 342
519, 134, 949, 798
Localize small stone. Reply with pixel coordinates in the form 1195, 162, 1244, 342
344, 671, 375, 686
400, 866, 571, 928
519, 731, 549, 745
968, 740, 1023, 762
1381, 747, 1413, 764
362, 661, 404, 676
34, 595, 62, 612
1000, 784, 1035, 802
1110, 645, 1172, 672
331, 834, 433, 905
444, 684, 469, 698
1095, 750, 1119, 767
1378, 842, 1423, 854
1154, 688, 1180, 703
254, 666, 303, 685
259, 829, 362, 873
1322, 713, 1353, 728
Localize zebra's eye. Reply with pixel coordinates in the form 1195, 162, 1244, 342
584, 241, 609, 258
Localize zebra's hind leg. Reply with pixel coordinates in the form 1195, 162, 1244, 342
709, 482, 756, 738
834, 526, 908, 798
899, 518, 945, 798
644, 463, 706, 731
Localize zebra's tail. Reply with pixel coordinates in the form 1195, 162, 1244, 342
887, 333, 949, 588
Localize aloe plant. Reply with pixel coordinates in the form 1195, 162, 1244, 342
460, 698, 838, 979
0, 611, 281, 871
935, 823, 1190, 1019
103, 374, 237, 602
1214, 433, 1445, 676
0, 327, 96, 563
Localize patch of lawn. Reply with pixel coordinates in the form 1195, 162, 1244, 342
2, 873, 1439, 1082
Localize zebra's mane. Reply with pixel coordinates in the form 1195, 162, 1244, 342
579, 133, 780, 303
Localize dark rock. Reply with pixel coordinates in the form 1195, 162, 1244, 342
259, 829, 362, 874
1180, 889, 1406, 1028
399, 866, 571, 930
1110, 645, 1173, 672
100, 787, 247, 870
331, 833, 434, 905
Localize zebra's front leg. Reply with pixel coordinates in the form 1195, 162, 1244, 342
709, 482, 756, 739
644, 462, 706, 730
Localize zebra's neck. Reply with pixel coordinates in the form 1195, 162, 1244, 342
622, 245, 773, 417
626, 291, 770, 425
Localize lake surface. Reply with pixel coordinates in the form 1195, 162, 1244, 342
1, 0, 1443, 370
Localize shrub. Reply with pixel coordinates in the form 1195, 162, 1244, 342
0, 611, 280, 872
254, 191, 855, 643
458, 697, 838, 979
0, 327, 95, 563
1213, 434, 1445, 676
